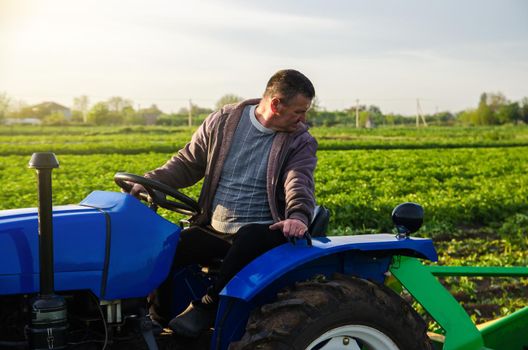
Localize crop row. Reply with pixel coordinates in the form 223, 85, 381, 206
2, 125, 528, 155
3, 125, 528, 139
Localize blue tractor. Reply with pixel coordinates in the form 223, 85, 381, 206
0, 153, 438, 349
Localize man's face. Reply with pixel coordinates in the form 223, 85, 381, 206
270, 94, 312, 132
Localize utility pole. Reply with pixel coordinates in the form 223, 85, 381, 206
416, 98, 428, 127
355, 99, 359, 128
188, 99, 192, 127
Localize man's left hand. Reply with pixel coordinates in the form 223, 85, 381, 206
269, 219, 307, 238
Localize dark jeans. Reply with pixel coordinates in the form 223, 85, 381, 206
150, 223, 287, 324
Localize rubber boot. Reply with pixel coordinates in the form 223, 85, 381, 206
168, 293, 217, 338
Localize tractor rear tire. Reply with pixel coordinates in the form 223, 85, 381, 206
229, 274, 432, 350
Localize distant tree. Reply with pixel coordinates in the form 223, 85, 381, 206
463, 92, 524, 125
87, 102, 124, 125
458, 109, 476, 125
123, 106, 143, 125
70, 111, 84, 123
334, 111, 349, 125
519, 97, 528, 124
367, 105, 384, 126
368, 105, 382, 115
475, 93, 495, 125
156, 113, 176, 126
429, 111, 456, 125
215, 94, 243, 110
73, 95, 90, 123
496, 102, 521, 124
315, 111, 337, 127
107, 96, 132, 113
486, 92, 508, 113
385, 113, 396, 125
358, 110, 370, 127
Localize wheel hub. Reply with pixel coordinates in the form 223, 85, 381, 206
306, 325, 400, 350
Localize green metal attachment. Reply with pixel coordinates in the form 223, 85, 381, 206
390, 256, 528, 350
425, 265, 528, 277
478, 307, 528, 349
391, 256, 484, 350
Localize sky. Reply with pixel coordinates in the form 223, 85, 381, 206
1, 0, 527, 115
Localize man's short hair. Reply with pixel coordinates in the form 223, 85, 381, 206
263, 69, 315, 104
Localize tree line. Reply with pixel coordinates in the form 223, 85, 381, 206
1, 91, 527, 127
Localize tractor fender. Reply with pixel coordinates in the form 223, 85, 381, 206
212, 234, 437, 350
221, 234, 437, 301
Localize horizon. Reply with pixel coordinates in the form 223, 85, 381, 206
5, 92, 527, 118
1, 0, 527, 115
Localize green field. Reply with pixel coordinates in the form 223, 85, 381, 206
2, 124, 528, 155
1, 125, 526, 324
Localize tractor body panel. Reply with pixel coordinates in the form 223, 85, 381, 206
0, 205, 105, 296
80, 191, 181, 299
0, 191, 180, 299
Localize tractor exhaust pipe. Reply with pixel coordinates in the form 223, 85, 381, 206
29, 152, 58, 296
28, 152, 68, 350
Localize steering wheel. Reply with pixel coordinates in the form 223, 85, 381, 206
114, 172, 201, 216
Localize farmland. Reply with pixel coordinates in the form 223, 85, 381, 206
2, 125, 528, 156
0, 124, 527, 324
2, 125, 528, 232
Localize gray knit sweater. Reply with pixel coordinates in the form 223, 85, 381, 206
211, 105, 276, 233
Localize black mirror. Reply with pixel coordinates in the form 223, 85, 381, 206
391, 202, 424, 237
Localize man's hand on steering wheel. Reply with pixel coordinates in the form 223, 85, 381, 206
114, 172, 200, 216
129, 183, 148, 199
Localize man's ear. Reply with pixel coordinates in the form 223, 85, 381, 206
270, 97, 281, 114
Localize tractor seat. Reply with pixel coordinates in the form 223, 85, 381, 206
308, 205, 330, 237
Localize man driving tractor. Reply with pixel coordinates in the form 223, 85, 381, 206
128, 69, 317, 337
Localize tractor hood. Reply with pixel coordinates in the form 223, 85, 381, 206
0, 191, 180, 300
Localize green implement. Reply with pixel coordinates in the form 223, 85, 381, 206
390, 256, 528, 350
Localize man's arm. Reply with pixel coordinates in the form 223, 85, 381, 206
275, 136, 318, 237
143, 111, 218, 189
